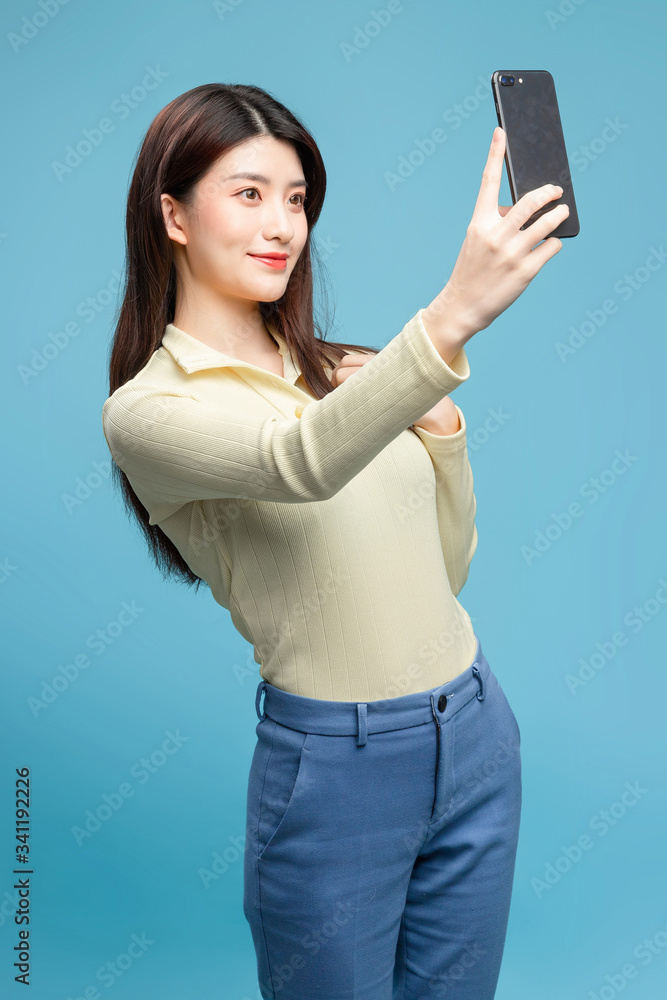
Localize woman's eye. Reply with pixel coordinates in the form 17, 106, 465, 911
238, 188, 305, 206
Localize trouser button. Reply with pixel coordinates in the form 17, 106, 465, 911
437, 694, 447, 712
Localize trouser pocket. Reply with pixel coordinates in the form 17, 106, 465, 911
246, 718, 311, 862
488, 669, 521, 748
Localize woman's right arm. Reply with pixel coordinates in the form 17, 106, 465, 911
101, 306, 470, 512
102, 127, 568, 515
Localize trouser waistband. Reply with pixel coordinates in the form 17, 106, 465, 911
254, 634, 489, 746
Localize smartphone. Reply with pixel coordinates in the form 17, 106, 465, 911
491, 70, 579, 238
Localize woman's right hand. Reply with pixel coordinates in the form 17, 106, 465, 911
422, 126, 570, 351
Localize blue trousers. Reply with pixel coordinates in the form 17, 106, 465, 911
243, 634, 522, 999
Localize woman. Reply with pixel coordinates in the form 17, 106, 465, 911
102, 83, 568, 999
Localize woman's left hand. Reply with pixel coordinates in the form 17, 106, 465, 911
411, 395, 461, 434
330, 353, 460, 435
329, 352, 376, 388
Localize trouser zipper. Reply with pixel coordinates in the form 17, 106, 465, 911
430, 698, 441, 818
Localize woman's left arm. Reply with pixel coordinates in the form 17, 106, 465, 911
410, 397, 478, 597
332, 357, 478, 596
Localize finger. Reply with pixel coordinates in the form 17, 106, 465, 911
330, 357, 351, 382
524, 235, 563, 275
498, 205, 512, 217
332, 353, 365, 371
332, 365, 364, 387
472, 127, 505, 220
337, 365, 365, 379
506, 183, 563, 232
518, 201, 570, 248
330, 354, 373, 379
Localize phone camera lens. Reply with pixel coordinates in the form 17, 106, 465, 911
500, 74, 515, 86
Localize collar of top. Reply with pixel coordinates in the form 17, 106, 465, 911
160, 318, 304, 386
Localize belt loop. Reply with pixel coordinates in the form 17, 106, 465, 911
472, 665, 485, 700
356, 703, 368, 747
255, 680, 267, 720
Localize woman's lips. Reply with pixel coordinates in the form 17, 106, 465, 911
248, 254, 287, 270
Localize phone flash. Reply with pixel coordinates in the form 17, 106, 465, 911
519, 78, 523, 83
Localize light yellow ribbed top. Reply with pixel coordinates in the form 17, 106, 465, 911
101, 308, 479, 701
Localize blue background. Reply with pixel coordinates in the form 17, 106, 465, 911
2, 0, 666, 997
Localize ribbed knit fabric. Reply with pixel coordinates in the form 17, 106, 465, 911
102, 308, 479, 701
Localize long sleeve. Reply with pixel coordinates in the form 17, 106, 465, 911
410, 404, 478, 596
101, 309, 470, 513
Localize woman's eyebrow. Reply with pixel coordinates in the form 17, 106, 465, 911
223, 172, 308, 189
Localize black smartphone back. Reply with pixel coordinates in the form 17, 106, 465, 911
491, 70, 579, 238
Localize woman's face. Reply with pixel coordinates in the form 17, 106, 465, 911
161, 135, 309, 305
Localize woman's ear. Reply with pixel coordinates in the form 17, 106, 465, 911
160, 193, 188, 246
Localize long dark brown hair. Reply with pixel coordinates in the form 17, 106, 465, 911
106, 82, 379, 590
